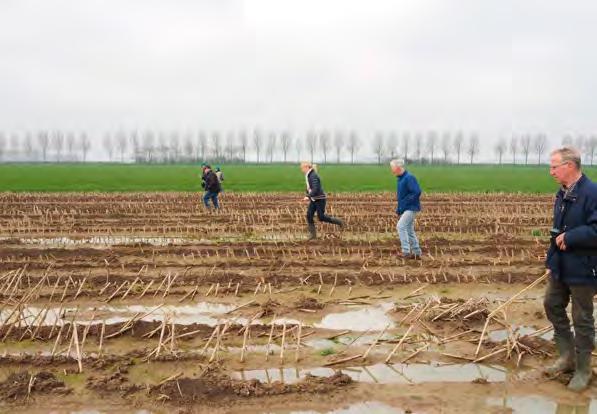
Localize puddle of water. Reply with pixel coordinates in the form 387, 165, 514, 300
314, 304, 395, 332
0, 302, 249, 327
18, 236, 191, 247
284, 401, 406, 414
487, 396, 597, 414
488, 326, 553, 342
232, 362, 506, 385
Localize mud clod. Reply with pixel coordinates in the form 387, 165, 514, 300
0, 371, 70, 401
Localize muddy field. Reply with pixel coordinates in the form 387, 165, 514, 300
0, 192, 595, 413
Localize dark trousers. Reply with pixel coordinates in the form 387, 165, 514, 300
306, 199, 338, 225
203, 191, 219, 209
544, 277, 597, 354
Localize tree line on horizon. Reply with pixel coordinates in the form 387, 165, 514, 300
0, 129, 596, 166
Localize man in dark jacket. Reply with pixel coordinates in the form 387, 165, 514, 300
544, 146, 597, 391
201, 165, 221, 209
300, 162, 343, 240
390, 159, 422, 259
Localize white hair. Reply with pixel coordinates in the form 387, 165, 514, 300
389, 159, 405, 169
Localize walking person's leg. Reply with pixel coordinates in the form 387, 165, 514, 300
212, 192, 220, 209
397, 213, 411, 255
314, 199, 343, 226
543, 278, 575, 375
203, 192, 211, 208
567, 285, 596, 391
404, 211, 422, 256
306, 201, 317, 239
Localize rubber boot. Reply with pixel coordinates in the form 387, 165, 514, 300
545, 335, 575, 375
330, 217, 344, 228
308, 223, 317, 240
568, 352, 592, 392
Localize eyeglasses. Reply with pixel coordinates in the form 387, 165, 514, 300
550, 161, 569, 170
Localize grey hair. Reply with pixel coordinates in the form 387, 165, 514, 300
389, 159, 405, 169
551, 146, 581, 169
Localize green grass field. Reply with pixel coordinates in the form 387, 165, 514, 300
1, 163, 596, 193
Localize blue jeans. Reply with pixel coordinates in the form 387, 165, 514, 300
203, 191, 220, 209
397, 210, 421, 255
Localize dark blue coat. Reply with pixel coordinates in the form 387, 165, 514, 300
546, 174, 597, 284
396, 171, 421, 214
306, 170, 326, 200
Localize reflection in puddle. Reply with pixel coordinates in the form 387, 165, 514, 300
18, 236, 190, 246
487, 396, 597, 414
488, 326, 553, 342
314, 303, 395, 331
232, 362, 506, 385
285, 401, 405, 414
0, 302, 248, 327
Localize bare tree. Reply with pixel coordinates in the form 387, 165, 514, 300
509, 134, 518, 164
211, 131, 222, 161
440, 131, 451, 163
401, 132, 410, 163
225, 131, 235, 161
520, 134, 531, 165
426, 130, 438, 164
467, 133, 480, 164
295, 135, 303, 161
66, 132, 76, 161
266, 132, 277, 162
319, 130, 331, 163
37, 131, 50, 162
562, 133, 574, 146
333, 130, 344, 163
372, 131, 384, 164
115, 131, 128, 162
453, 131, 464, 165
280, 130, 292, 163
183, 133, 195, 162
23, 132, 34, 160
494, 137, 507, 165
252, 129, 263, 163
574, 134, 585, 153
414, 132, 423, 162
586, 135, 597, 166
130, 130, 140, 161
197, 131, 208, 161
170, 131, 180, 162
305, 130, 317, 163
157, 132, 169, 163
9, 133, 20, 158
143, 131, 155, 163
533, 133, 548, 164
346, 131, 360, 164
51, 131, 64, 162
238, 130, 248, 162
386, 132, 398, 159
79, 132, 91, 162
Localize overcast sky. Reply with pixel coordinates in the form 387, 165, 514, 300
1, 0, 596, 161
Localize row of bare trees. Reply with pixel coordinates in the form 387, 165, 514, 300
1, 129, 596, 165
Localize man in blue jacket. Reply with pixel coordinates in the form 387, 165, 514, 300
544, 147, 597, 391
390, 159, 422, 259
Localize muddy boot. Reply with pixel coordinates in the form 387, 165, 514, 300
307, 223, 317, 240
568, 352, 592, 392
330, 217, 344, 228
545, 335, 575, 375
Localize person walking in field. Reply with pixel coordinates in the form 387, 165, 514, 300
215, 166, 224, 184
390, 159, 422, 259
201, 164, 221, 209
544, 147, 597, 391
300, 161, 343, 240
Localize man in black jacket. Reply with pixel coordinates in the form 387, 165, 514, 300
300, 162, 343, 240
201, 165, 221, 209
544, 147, 597, 391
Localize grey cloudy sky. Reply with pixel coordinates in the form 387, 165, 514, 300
1, 0, 596, 160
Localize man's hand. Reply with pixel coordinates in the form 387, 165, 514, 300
303, 196, 310, 202
556, 233, 567, 251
